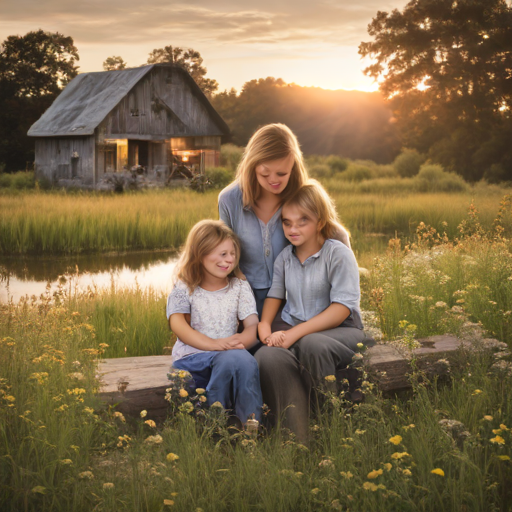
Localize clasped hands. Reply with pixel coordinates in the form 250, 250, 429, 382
258, 322, 296, 348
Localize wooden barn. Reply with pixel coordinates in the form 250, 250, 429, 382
27, 64, 230, 186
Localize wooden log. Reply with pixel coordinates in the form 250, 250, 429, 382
96, 335, 471, 418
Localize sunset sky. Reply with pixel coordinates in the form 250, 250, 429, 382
0, 0, 407, 92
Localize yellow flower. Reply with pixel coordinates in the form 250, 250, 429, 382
60, 459, 73, 465
367, 469, 383, 479
195, 388, 206, 395
472, 389, 482, 395
78, 471, 94, 479
340, 471, 353, 479
140, 410, 147, 418
113, 411, 125, 422
431, 468, 444, 477
497, 455, 511, 461
391, 452, 410, 460
199, 395, 207, 403
355, 429, 366, 435
144, 435, 163, 445
211, 401, 223, 408
492, 429, 503, 435
103, 482, 114, 489
166, 453, 179, 462
179, 389, 188, 398
310, 488, 320, 495
163, 499, 174, 506
178, 370, 189, 379
490, 436, 505, 445
362, 482, 378, 491
324, 375, 336, 383
484, 415, 494, 421
382, 463, 392, 471
402, 469, 412, 476
145, 420, 156, 428
357, 343, 364, 349
389, 435, 402, 445
500, 424, 508, 431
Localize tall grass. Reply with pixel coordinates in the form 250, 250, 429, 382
1, 185, 510, 255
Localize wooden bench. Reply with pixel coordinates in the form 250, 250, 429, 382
96, 335, 472, 418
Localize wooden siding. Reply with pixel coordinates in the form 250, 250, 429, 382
103, 67, 224, 140
34, 137, 95, 184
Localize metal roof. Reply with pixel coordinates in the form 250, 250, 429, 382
28, 64, 229, 137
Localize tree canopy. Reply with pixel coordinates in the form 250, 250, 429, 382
103, 56, 127, 71
0, 30, 79, 171
147, 45, 218, 96
359, 0, 512, 181
212, 78, 400, 163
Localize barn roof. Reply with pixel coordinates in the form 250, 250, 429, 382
28, 64, 229, 137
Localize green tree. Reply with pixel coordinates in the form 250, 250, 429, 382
147, 45, 218, 96
359, 0, 512, 181
0, 30, 79, 171
103, 56, 127, 71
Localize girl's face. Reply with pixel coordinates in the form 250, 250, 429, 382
282, 204, 321, 248
254, 153, 294, 196
201, 239, 237, 282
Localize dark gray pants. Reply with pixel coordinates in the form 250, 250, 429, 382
254, 322, 367, 442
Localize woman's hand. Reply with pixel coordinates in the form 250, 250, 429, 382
258, 321, 272, 345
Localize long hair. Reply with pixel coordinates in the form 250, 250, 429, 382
282, 179, 347, 240
235, 123, 309, 207
174, 220, 242, 291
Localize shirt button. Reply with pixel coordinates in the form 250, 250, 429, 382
265, 249, 270, 257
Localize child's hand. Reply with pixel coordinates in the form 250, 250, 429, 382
266, 331, 286, 347
258, 322, 272, 345
216, 335, 245, 351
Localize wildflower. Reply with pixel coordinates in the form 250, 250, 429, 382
140, 410, 147, 418
166, 453, 179, 462
60, 459, 73, 465
367, 469, 383, 479
492, 429, 502, 435
402, 424, 415, 431
389, 435, 402, 445
199, 396, 207, 403
431, 468, 444, 477
484, 415, 494, 421
178, 370, 189, 379
500, 424, 508, 431
179, 402, 194, 414
195, 388, 205, 395
103, 483, 114, 489
145, 420, 156, 428
324, 375, 336, 383
67, 388, 86, 396
30, 372, 49, 384
402, 469, 412, 476
391, 452, 410, 460
490, 436, 505, 445
355, 429, 366, 435
68, 372, 84, 381
144, 434, 163, 445
340, 471, 353, 479
472, 389, 482, 395
55, 404, 68, 412
435, 301, 447, 308
179, 389, 188, 398
211, 401, 223, 408
83, 407, 94, 415
310, 488, 320, 495
319, 458, 334, 468
362, 482, 378, 491
382, 463, 392, 471
78, 471, 94, 479
357, 342, 364, 349
163, 499, 174, 506
113, 412, 126, 422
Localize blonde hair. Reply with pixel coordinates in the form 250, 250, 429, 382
282, 179, 345, 240
236, 123, 309, 207
174, 220, 242, 291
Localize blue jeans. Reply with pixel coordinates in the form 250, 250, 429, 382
172, 350, 263, 423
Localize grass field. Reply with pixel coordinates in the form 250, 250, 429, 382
0, 183, 510, 257
2, 209, 512, 510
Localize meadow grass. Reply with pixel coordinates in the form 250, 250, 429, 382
0, 184, 510, 256
2, 210, 512, 510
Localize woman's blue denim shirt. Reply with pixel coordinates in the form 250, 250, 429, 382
218, 183, 289, 290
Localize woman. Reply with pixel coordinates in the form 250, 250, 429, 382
218, 124, 351, 440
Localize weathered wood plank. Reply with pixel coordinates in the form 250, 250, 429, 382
97, 335, 472, 418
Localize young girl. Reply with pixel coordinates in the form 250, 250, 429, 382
166, 219, 262, 424
258, 180, 368, 387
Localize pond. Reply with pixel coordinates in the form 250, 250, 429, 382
0, 251, 179, 302
0, 232, 391, 302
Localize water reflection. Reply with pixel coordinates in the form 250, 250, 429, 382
0, 251, 179, 303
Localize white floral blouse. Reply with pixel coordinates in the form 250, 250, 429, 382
166, 278, 258, 362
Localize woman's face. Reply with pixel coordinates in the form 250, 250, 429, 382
254, 153, 294, 196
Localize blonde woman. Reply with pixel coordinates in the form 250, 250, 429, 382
218, 124, 350, 440
166, 220, 262, 424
